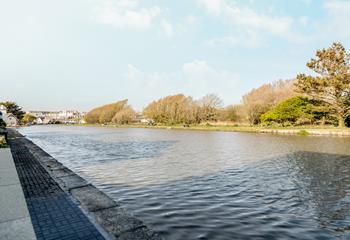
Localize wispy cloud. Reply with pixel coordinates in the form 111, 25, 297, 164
198, 0, 292, 36
197, 0, 309, 47
161, 20, 174, 37
205, 30, 263, 48
93, 0, 161, 30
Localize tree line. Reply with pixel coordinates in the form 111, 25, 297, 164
85, 42, 350, 128
0, 42, 342, 128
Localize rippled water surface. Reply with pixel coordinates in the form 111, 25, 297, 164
19, 126, 350, 239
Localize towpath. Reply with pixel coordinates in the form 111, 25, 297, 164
6, 131, 106, 240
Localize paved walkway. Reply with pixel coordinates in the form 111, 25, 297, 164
0, 148, 36, 240
8, 136, 106, 240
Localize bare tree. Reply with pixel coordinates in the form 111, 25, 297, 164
198, 94, 223, 121
112, 107, 136, 124
143, 94, 196, 124
242, 79, 296, 124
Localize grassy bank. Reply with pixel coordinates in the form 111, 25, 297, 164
74, 123, 261, 132
70, 123, 350, 136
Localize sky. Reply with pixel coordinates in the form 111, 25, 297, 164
1, 0, 350, 112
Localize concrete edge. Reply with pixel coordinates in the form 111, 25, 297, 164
259, 128, 350, 136
10, 130, 163, 240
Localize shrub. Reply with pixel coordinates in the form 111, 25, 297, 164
260, 96, 315, 125
298, 129, 309, 136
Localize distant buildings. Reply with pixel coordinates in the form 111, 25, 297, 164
29, 111, 59, 119
27, 110, 86, 125
135, 113, 154, 125
0, 105, 86, 126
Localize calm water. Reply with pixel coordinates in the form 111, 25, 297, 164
19, 126, 350, 239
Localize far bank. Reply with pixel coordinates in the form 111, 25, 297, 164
45, 123, 350, 137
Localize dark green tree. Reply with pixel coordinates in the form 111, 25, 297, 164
295, 42, 350, 127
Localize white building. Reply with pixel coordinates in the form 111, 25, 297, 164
7, 114, 18, 127
36, 118, 44, 125
57, 110, 80, 120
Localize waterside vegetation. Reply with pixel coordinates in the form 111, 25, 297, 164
84, 43, 350, 132
3, 43, 350, 136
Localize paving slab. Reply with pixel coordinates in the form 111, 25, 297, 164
57, 174, 90, 191
71, 185, 118, 212
50, 167, 75, 177
94, 206, 146, 236
0, 149, 16, 169
0, 174, 30, 223
43, 160, 64, 170
0, 217, 36, 240
0, 168, 19, 186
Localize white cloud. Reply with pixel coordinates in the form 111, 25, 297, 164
199, 0, 223, 15
205, 30, 263, 48
197, 0, 310, 46
198, 0, 292, 36
94, 0, 161, 30
161, 20, 174, 37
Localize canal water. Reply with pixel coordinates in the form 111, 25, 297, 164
19, 126, 350, 239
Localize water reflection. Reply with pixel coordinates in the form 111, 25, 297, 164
19, 126, 350, 239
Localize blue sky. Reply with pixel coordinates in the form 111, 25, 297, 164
1, 0, 350, 111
